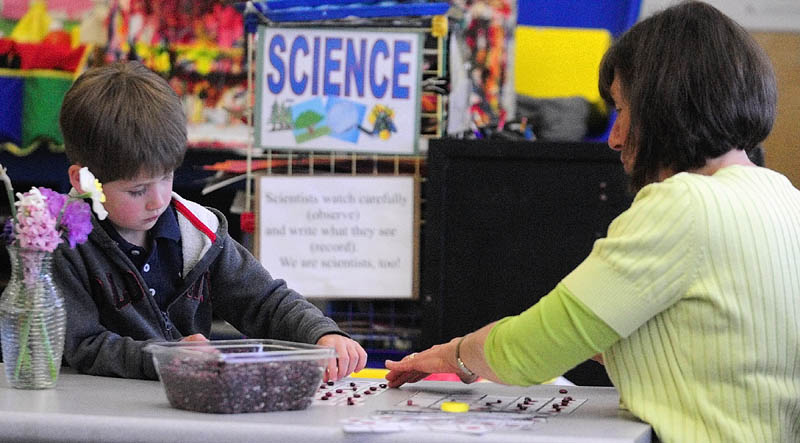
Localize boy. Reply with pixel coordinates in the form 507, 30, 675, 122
54, 61, 367, 380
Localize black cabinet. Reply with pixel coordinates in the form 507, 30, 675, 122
420, 139, 632, 386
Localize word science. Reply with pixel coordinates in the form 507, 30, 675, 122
256, 27, 422, 154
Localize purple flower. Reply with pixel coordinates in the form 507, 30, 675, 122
38, 187, 67, 220
1, 164, 106, 252
8, 187, 99, 251
15, 202, 62, 252
0, 217, 14, 245
60, 200, 93, 248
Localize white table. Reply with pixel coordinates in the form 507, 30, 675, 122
0, 365, 651, 443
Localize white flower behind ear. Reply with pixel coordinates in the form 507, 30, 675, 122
78, 167, 108, 220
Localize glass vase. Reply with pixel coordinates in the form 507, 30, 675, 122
0, 245, 66, 389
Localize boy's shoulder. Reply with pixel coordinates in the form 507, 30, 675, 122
171, 193, 229, 272
171, 193, 223, 239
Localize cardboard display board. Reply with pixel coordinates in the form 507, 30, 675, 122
255, 175, 418, 298
255, 27, 423, 154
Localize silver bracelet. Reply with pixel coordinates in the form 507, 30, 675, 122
455, 336, 479, 382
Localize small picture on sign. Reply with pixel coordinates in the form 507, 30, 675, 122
267, 99, 294, 131
292, 97, 331, 143
326, 97, 367, 144
362, 104, 398, 140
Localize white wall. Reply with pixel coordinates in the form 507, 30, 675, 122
640, 0, 800, 31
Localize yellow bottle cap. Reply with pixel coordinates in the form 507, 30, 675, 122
440, 401, 469, 413
431, 15, 448, 38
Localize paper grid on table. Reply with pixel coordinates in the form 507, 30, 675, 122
401, 391, 587, 415
341, 412, 547, 435
313, 379, 390, 406
340, 390, 586, 435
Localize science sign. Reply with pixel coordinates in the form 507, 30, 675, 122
255, 175, 418, 299
255, 26, 423, 154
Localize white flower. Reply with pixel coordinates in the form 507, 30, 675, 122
0, 163, 16, 218
78, 167, 108, 220
15, 187, 46, 215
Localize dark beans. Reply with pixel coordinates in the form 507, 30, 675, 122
158, 356, 323, 413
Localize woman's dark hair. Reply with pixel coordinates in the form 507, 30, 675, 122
599, 1, 777, 190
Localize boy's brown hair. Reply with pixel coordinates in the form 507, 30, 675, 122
59, 61, 187, 183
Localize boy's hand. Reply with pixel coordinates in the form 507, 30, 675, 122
178, 333, 217, 354
316, 334, 368, 382
180, 333, 209, 342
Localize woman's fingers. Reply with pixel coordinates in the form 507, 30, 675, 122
386, 369, 428, 388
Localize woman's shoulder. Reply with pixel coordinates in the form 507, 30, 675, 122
627, 165, 799, 227
661, 165, 795, 194
659, 166, 800, 224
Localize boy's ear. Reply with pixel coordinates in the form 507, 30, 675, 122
67, 165, 84, 193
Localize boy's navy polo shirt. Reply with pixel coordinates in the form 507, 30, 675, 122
100, 206, 184, 312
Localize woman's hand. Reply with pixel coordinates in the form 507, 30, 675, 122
316, 334, 368, 382
385, 337, 478, 388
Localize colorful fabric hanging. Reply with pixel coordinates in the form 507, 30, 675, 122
0, 0, 88, 156
0, 73, 25, 146
0, 69, 75, 155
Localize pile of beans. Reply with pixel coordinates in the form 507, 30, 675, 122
158, 356, 324, 413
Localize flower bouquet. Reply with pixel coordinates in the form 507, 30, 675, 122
0, 163, 106, 389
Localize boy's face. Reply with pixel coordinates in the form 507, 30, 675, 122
100, 170, 174, 241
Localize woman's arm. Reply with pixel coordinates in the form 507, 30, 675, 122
385, 284, 620, 387
384, 321, 501, 388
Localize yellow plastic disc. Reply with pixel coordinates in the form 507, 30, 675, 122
440, 401, 469, 413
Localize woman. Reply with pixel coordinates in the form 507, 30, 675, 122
385, 2, 800, 442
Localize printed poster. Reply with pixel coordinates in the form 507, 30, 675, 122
255, 176, 418, 299
255, 27, 422, 154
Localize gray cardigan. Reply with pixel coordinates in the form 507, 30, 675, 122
54, 193, 345, 380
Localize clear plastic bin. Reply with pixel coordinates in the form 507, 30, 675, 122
144, 339, 335, 413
